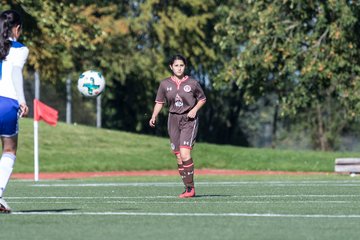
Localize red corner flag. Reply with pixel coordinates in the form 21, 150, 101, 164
33, 99, 58, 126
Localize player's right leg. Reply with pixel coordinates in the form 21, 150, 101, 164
0, 97, 20, 213
0, 197, 11, 213
0, 137, 17, 213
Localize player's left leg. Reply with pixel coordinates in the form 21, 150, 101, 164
0, 136, 17, 213
178, 116, 198, 198
178, 148, 195, 198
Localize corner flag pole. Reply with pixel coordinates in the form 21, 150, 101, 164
34, 120, 39, 181
34, 71, 40, 181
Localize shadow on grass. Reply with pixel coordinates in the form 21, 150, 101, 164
16, 208, 78, 213
194, 194, 232, 198
17, 208, 141, 213
114, 208, 140, 211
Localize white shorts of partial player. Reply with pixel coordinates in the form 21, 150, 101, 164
335, 158, 360, 176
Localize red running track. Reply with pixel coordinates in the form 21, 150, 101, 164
11, 169, 332, 180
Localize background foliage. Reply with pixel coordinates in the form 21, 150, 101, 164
2, 0, 360, 151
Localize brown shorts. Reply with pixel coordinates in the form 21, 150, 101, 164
167, 113, 199, 154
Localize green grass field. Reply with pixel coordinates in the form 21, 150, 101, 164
15, 118, 360, 173
6, 118, 360, 239
2, 175, 360, 240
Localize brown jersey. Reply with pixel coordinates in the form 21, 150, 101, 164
155, 76, 206, 114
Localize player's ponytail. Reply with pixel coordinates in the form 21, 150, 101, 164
0, 10, 22, 60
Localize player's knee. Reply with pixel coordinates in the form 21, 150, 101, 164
175, 154, 182, 164
180, 154, 191, 162
2, 147, 16, 155
2, 138, 17, 154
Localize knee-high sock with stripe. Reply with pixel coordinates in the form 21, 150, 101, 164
182, 158, 194, 188
0, 153, 16, 198
178, 164, 186, 186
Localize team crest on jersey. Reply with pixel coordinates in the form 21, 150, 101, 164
183, 85, 191, 92
175, 94, 183, 107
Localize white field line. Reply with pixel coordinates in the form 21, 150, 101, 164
30, 181, 360, 187
7, 194, 360, 199
10, 211, 360, 218
7, 196, 176, 199
9, 200, 352, 204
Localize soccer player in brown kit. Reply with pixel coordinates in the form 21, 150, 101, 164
149, 54, 206, 198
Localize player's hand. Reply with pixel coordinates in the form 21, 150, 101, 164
187, 109, 197, 119
19, 103, 29, 118
149, 117, 156, 127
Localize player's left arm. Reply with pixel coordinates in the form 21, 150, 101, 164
12, 47, 29, 117
187, 81, 206, 119
12, 66, 28, 117
187, 99, 206, 119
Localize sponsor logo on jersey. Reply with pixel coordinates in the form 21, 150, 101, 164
183, 85, 191, 92
175, 94, 183, 107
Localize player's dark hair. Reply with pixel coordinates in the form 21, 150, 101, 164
0, 10, 22, 60
169, 54, 187, 66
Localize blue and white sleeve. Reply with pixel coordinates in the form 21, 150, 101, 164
12, 47, 29, 104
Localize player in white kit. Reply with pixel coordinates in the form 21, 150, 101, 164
0, 10, 29, 213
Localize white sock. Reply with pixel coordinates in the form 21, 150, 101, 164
0, 153, 16, 198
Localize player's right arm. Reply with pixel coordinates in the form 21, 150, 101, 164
149, 102, 164, 127
150, 81, 167, 127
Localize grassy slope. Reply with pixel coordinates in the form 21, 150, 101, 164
14, 118, 360, 173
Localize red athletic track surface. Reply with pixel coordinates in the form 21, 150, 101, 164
11, 169, 332, 180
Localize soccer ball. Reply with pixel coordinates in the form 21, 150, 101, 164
77, 70, 105, 97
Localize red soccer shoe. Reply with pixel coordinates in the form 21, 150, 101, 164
179, 187, 195, 198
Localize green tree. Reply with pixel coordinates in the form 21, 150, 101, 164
2, 1, 132, 124
214, 0, 360, 150
1, 0, 255, 146
101, 0, 220, 134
